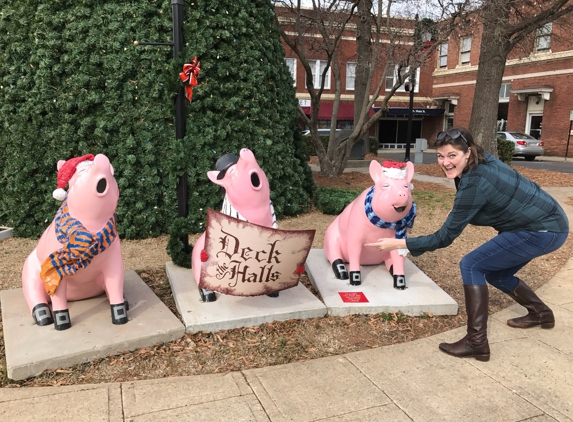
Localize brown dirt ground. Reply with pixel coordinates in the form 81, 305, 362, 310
1, 157, 572, 387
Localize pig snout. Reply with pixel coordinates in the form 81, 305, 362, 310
390, 189, 411, 213
93, 154, 115, 196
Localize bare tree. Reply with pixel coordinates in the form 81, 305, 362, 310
275, 0, 467, 176
469, 0, 573, 153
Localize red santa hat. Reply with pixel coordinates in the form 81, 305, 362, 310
52, 154, 95, 201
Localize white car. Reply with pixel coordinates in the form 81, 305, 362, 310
497, 131, 545, 161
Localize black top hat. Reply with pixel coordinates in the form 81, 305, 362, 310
215, 153, 239, 179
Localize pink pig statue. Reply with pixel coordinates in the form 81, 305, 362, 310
21, 154, 127, 330
191, 148, 278, 302
323, 160, 416, 289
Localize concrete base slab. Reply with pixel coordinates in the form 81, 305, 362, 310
1, 270, 185, 381
166, 262, 327, 333
0, 226, 13, 241
305, 249, 458, 317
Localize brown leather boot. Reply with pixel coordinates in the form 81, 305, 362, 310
439, 284, 490, 362
506, 279, 554, 329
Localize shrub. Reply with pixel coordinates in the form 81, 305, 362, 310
497, 137, 515, 164
303, 134, 330, 157
369, 136, 379, 154
314, 187, 363, 215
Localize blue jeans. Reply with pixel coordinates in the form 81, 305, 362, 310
459, 231, 568, 293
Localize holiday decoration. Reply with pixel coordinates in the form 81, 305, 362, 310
21, 154, 127, 330
179, 57, 200, 102
191, 148, 314, 301
323, 160, 416, 289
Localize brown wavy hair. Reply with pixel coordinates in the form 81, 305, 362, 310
434, 127, 486, 172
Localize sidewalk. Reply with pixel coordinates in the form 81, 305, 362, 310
1, 189, 571, 421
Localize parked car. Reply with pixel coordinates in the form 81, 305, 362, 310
497, 131, 545, 161
302, 128, 341, 136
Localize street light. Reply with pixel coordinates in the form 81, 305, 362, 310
404, 15, 433, 162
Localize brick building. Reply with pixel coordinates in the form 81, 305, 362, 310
277, 6, 573, 156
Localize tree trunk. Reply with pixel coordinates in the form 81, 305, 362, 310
468, 4, 511, 155
354, 0, 373, 154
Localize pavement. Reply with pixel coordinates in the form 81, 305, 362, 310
1, 180, 572, 421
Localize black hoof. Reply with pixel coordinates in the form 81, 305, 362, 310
267, 291, 279, 298
393, 274, 407, 290
332, 259, 348, 280
54, 309, 71, 331
111, 303, 128, 325
32, 303, 53, 326
199, 287, 217, 302
349, 271, 362, 286
388, 265, 394, 276
124, 296, 129, 311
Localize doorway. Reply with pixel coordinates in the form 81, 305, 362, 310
528, 114, 543, 139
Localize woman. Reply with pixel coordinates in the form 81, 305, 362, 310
369, 127, 568, 362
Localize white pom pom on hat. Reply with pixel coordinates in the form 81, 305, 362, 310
52, 154, 95, 201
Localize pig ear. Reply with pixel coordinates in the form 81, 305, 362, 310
57, 160, 66, 170
207, 171, 224, 186
369, 160, 385, 183
405, 161, 415, 183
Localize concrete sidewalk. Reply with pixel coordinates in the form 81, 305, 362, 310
1, 188, 571, 421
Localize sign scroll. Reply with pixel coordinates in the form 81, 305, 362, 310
199, 209, 315, 296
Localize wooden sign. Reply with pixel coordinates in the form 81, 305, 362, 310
199, 209, 315, 296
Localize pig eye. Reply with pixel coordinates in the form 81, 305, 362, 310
251, 172, 260, 188
382, 184, 390, 188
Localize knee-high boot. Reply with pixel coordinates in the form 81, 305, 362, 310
439, 284, 490, 362
506, 279, 554, 329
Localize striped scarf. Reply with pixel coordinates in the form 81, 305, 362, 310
40, 200, 118, 296
364, 186, 416, 256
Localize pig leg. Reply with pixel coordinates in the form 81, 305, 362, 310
22, 254, 54, 326
100, 253, 128, 325
191, 233, 217, 302
347, 244, 363, 286
389, 250, 407, 290
51, 278, 72, 330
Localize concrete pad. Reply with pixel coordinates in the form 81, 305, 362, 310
346, 338, 543, 422
122, 372, 266, 420
305, 249, 458, 317
244, 355, 392, 422
534, 263, 573, 307
430, 317, 529, 346
0, 384, 123, 422
491, 304, 573, 355
1, 270, 185, 381
319, 404, 412, 422
166, 261, 326, 333
0, 226, 12, 241
474, 338, 573, 422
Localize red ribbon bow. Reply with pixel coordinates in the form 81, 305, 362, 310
179, 57, 200, 102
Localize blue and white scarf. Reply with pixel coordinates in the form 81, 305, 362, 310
364, 186, 416, 256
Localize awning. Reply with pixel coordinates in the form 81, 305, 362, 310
302, 102, 355, 120
510, 87, 553, 101
373, 107, 445, 116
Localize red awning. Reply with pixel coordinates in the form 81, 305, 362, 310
302, 102, 355, 120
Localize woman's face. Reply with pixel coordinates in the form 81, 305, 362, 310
436, 145, 471, 179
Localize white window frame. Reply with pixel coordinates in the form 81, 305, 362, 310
284, 58, 296, 87
439, 42, 448, 68
536, 23, 552, 51
346, 62, 356, 91
460, 36, 471, 65
307, 60, 331, 90
499, 83, 511, 103
384, 65, 420, 93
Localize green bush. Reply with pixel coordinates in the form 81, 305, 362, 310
303, 134, 329, 157
315, 187, 363, 215
369, 136, 379, 154
497, 137, 515, 164
0, 0, 314, 268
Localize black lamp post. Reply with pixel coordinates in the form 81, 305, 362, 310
135, 0, 190, 255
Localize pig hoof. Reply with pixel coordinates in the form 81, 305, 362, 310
393, 275, 407, 290
123, 296, 129, 311
32, 303, 53, 326
111, 303, 128, 325
332, 259, 348, 280
388, 265, 394, 276
199, 287, 217, 303
267, 292, 279, 298
54, 310, 71, 331
350, 271, 362, 286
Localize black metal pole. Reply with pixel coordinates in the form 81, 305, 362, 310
404, 72, 415, 162
565, 120, 573, 161
172, 0, 190, 253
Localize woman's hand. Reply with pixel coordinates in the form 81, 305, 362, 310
365, 238, 407, 252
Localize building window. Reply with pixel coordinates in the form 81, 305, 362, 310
308, 60, 331, 90
346, 62, 356, 91
284, 58, 296, 86
439, 43, 448, 68
460, 36, 471, 64
385, 65, 419, 93
499, 83, 511, 102
536, 23, 552, 51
